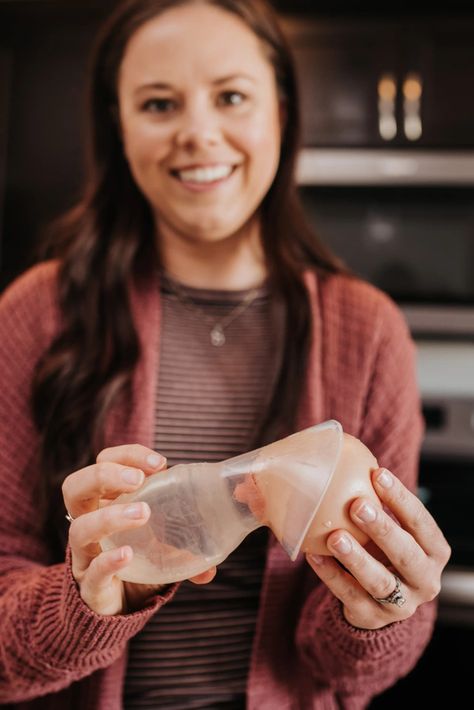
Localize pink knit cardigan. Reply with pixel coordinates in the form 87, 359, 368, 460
0, 262, 435, 709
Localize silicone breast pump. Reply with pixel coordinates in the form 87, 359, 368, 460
100, 420, 380, 584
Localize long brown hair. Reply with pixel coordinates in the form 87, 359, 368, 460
32, 0, 346, 538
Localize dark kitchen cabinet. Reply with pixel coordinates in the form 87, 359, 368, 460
281, 16, 474, 148
0, 1, 112, 288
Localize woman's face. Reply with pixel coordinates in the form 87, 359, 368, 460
117, 2, 282, 246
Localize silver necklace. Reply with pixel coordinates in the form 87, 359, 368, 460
163, 274, 262, 347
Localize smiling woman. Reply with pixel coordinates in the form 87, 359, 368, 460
0, 1, 450, 709
116, 2, 282, 287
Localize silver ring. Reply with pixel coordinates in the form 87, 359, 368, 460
65, 512, 75, 524
373, 574, 406, 607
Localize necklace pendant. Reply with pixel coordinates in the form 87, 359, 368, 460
210, 325, 226, 347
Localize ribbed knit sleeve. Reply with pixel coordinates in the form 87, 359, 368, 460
0, 264, 177, 703
295, 277, 436, 706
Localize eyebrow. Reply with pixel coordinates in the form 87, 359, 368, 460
135, 73, 256, 94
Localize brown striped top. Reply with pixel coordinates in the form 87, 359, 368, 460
123, 274, 284, 709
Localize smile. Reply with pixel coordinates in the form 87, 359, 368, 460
170, 164, 237, 185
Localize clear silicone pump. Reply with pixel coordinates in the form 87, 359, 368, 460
100, 420, 380, 584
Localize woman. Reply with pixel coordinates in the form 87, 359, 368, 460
0, 0, 450, 708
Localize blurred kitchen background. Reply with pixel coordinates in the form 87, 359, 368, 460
1, 0, 473, 705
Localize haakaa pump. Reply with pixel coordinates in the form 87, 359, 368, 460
100, 420, 381, 584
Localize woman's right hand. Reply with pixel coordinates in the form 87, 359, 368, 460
62, 444, 216, 616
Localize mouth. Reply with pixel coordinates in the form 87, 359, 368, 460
169, 163, 238, 186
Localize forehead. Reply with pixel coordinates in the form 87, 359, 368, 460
118, 3, 274, 87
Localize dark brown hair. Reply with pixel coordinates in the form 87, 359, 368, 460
32, 0, 346, 542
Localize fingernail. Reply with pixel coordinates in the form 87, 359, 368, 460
123, 503, 147, 519
377, 469, 393, 488
308, 554, 325, 566
331, 534, 352, 555
114, 546, 132, 562
147, 453, 165, 468
355, 502, 377, 523
122, 468, 144, 485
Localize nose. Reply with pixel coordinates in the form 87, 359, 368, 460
174, 106, 221, 151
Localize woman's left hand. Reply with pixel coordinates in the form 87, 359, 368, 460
306, 467, 451, 630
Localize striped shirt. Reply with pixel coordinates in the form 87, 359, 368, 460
123, 275, 283, 709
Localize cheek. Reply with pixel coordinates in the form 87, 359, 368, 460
122, 121, 170, 169
238, 110, 281, 168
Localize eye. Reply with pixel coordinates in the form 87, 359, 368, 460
141, 97, 177, 114
218, 90, 246, 107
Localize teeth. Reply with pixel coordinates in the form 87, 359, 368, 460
176, 165, 233, 183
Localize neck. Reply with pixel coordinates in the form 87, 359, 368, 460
156, 218, 268, 290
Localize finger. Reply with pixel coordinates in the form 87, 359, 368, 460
189, 567, 217, 585
96, 444, 166, 475
63, 462, 147, 518
79, 546, 133, 616
69, 501, 150, 575
372, 468, 451, 565
306, 553, 392, 629
307, 552, 358, 600
325, 529, 413, 610
348, 495, 428, 587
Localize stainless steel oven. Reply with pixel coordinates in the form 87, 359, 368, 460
297, 149, 474, 338
297, 147, 474, 635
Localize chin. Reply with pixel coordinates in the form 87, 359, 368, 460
156, 206, 258, 246
178, 221, 249, 244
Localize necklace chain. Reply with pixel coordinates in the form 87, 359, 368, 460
162, 274, 262, 347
